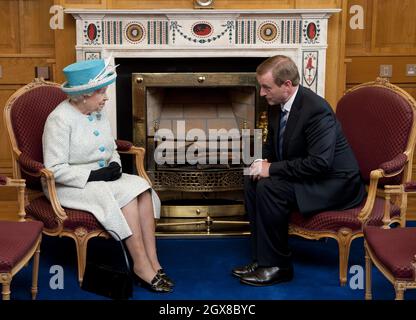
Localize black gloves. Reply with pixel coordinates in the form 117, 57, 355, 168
87, 162, 122, 182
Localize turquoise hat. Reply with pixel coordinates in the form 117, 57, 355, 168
61, 59, 117, 95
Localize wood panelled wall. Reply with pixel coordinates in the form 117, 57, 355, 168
0, 0, 55, 218
1, 0, 416, 219
0, 0, 55, 179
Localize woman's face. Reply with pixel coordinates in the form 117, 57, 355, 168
84, 87, 108, 113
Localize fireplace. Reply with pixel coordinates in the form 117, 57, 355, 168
66, 8, 340, 235
130, 69, 264, 235
113, 57, 270, 235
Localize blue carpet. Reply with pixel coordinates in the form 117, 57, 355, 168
6, 222, 416, 300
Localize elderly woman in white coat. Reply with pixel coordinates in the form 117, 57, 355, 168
42, 59, 172, 293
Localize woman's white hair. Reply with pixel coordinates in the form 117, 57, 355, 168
68, 91, 94, 103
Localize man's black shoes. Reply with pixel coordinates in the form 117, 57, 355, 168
239, 266, 293, 286
232, 262, 258, 278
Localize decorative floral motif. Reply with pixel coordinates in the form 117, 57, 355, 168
124, 22, 145, 44
192, 22, 213, 38
170, 20, 234, 44
85, 52, 101, 60
307, 22, 317, 40
303, 20, 320, 44
302, 51, 318, 92
83, 21, 102, 45
258, 21, 279, 43
87, 23, 98, 41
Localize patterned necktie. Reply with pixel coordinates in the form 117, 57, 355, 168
279, 109, 288, 160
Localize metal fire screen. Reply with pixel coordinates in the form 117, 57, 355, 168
132, 72, 265, 236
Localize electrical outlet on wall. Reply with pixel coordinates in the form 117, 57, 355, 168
35, 66, 50, 80
406, 64, 416, 76
380, 65, 393, 78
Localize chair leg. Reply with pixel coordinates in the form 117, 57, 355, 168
364, 244, 372, 300
73, 229, 89, 286
394, 283, 405, 300
1, 273, 12, 300
31, 241, 41, 300
337, 229, 353, 286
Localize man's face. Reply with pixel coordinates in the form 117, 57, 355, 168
257, 71, 291, 106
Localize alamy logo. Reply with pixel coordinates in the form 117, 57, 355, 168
154, 121, 263, 174
349, 265, 364, 290
49, 265, 64, 290
349, 5, 365, 30
49, 5, 64, 30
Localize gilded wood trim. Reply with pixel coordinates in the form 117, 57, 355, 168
60, 230, 109, 284
119, 146, 152, 185
0, 177, 26, 221
364, 244, 373, 300
289, 226, 362, 285
40, 168, 68, 222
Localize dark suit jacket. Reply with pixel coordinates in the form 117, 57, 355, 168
263, 85, 366, 215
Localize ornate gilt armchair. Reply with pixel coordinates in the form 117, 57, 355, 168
3, 78, 151, 285
289, 78, 416, 285
0, 176, 43, 300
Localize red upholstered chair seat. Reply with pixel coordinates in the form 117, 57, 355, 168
0, 221, 43, 273
364, 226, 416, 280
26, 196, 102, 232
290, 198, 400, 231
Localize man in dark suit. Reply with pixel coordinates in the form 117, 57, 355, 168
233, 55, 366, 286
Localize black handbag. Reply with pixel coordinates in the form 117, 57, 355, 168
81, 230, 133, 300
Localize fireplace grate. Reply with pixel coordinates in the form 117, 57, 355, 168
147, 168, 244, 192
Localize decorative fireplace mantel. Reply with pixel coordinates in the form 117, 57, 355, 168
66, 8, 340, 136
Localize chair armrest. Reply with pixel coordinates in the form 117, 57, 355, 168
0, 176, 25, 187
18, 152, 45, 175
404, 182, 416, 192
379, 153, 407, 176
116, 141, 152, 186
358, 169, 383, 223
115, 139, 133, 152
413, 255, 416, 281
38, 168, 68, 223
0, 176, 26, 221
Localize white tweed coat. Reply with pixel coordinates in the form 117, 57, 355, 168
42, 100, 160, 240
